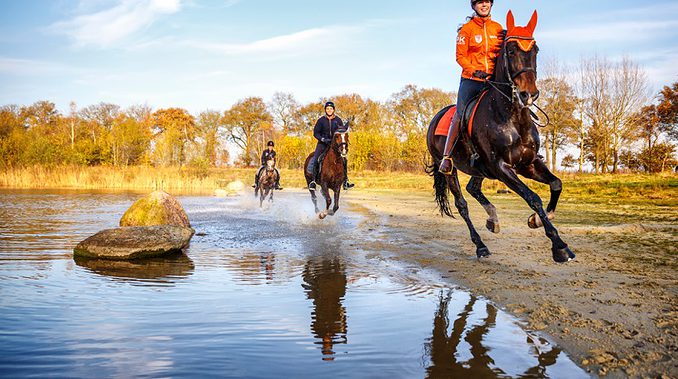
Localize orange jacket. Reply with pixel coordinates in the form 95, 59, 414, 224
456, 16, 503, 81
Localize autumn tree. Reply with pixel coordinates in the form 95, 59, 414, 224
269, 92, 302, 135
152, 108, 195, 166
0, 105, 24, 167
580, 56, 648, 173
223, 97, 272, 167
387, 85, 454, 136
195, 110, 224, 166
537, 68, 578, 171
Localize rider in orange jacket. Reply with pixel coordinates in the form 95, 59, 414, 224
439, 0, 504, 174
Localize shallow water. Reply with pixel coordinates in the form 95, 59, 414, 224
0, 189, 588, 378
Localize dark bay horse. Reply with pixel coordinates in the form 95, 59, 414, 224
426, 10, 575, 263
255, 159, 277, 207
303, 129, 349, 219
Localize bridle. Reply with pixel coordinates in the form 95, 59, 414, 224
486, 36, 549, 126
334, 131, 348, 158
265, 159, 275, 172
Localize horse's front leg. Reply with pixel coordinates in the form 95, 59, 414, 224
447, 169, 490, 258
328, 187, 340, 216
318, 185, 332, 219
498, 162, 574, 262
466, 176, 500, 233
517, 160, 560, 228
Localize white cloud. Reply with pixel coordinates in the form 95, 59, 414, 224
48, 0, 181, 47
185, 25, 362, 56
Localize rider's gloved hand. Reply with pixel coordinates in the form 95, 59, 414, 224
497, 29, 507, 41
473, 70, 490, 79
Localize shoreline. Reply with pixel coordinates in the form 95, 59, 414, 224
343, 191, 677, 378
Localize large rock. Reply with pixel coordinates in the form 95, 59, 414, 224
120, 190, 191, 228
73, 225, 194, 260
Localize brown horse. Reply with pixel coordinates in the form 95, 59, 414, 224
255, 159, 277, 207
303, 130, 349, 219
426, 10, 575, 263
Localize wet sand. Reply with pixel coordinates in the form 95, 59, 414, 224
336, 189, 677, 378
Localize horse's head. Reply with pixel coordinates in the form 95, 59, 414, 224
265, 159, 275, 171
501, 10, 540, 107
331, 121, 349, 158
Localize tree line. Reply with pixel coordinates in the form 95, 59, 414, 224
1, 56, 676, 173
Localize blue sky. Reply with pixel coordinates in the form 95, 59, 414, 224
1, 0, 677, 113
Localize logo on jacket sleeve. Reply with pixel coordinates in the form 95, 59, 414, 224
456, 35, 466, 45
474, 34, 483, 43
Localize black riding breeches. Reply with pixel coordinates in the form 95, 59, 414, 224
307, 143, 328, 176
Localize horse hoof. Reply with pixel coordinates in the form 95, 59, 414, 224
528, 212, 554, 229
319, 212, 327, 219
552, 246, 575, 263
486, 219, 500, 234
476, 246, 491, 258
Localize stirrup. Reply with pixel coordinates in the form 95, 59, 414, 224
439, 156, 454, 174
343, 181, 354, 190
308, 181, 317, 191
470, 152, 480, 167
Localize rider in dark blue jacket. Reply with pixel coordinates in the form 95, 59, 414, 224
307, 101, 354, 191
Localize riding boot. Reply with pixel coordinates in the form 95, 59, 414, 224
342, 157, 354, 190
271, 169, 282, 190
252, 169, 260, 189
439, 113, 460, 175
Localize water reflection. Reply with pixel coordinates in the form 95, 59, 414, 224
425, 290, 565, 379
302, 255, 348, 361
74, 253, 194, 283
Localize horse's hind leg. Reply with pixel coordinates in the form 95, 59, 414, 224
448, 169, 490, 258
518, 160, 560, 229
466, 176, 500, 233
497, 162, 574, 262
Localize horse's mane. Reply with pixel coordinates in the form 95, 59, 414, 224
487, 41, 514, 123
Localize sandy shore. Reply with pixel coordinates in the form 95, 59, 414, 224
340, 189, 677, 378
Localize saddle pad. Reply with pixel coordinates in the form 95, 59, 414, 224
434, 105, 457, 136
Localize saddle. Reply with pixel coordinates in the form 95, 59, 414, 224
434, 90, 489, 138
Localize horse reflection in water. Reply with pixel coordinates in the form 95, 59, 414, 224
302, 255, 348, 361
425, 290, 562, 378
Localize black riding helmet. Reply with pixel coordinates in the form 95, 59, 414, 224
267, 140, 274, 147
324, 101, 335, 109
471, 0, 493, 6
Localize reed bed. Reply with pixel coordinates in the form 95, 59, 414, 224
1, 165, 676, 204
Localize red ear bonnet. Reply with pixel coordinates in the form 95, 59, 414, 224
505, 10, 537, 52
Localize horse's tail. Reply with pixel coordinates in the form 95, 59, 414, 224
426, 161, 455, 218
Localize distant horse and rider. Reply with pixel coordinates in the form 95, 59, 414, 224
255, 159, 278, 207
427, 8, 575, 263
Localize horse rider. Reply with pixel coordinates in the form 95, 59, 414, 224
306, 101, 354, 192
439, 0, 505, 174
254, 140, 282, 190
